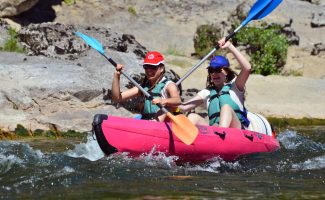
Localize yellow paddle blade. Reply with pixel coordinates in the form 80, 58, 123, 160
166, 113, 198, 145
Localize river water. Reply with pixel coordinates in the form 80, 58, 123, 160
1, 126, 324, 199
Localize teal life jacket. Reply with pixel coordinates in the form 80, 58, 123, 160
141, 77, 169, 120
207, 83, 250, 128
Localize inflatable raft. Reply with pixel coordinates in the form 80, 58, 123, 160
92, 114, 279, 163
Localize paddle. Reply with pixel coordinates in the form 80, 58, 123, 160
176, 0, 283, 86
75, 32, 198, 145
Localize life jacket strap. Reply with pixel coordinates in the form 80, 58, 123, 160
141, 113, 158, 120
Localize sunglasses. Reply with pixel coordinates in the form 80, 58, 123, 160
208, 68, 223, 74
143, 65, 159, 70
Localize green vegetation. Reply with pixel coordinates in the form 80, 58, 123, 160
193, 22, 289, 76
128, 6, 137, 16
193, 24, 224, 58
0, 124, 87, 140
0, 28, 25, 53
233, 23, 289, 76
63, 0, 75, 5
268, 117, 325, 128
15, 124, 30, 137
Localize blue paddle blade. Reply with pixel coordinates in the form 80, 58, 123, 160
254, 0, 282, 19
75, 31, 105, 55
241, 0, 282, 27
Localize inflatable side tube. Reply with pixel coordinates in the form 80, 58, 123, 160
92, 114, 117, 155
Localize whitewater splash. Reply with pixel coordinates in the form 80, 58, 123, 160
292, 155, 325, 170
277, 129, 325, 171
65, 134, 105, 161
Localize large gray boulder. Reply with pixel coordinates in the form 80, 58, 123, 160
0, 50, 136, 132
18, 22, 148, 60
0, 0, 39, 17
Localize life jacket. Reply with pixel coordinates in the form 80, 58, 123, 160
207, 83, 250, 128
141, 77, 169, 120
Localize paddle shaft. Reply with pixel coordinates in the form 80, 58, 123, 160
102, 54, 169, 113
175, 24, 243, 86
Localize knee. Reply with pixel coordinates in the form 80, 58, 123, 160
187, 113, 199, 120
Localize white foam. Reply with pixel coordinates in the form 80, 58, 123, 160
65, 135, 105, 161
277, 130, 302, 149
292, 155, 325, 171
139, 146, 179, 168
0, 154, 24, 174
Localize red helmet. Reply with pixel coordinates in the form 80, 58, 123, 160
143, 51, 164, 66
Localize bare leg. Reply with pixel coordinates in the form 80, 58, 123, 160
187, 113, 208, 126
219, 104, 241, 129
157, 113, 167, 122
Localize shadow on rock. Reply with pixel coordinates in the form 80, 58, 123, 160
10, 0, 62, 25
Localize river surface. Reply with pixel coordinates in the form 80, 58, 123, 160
1, 126, 324, 199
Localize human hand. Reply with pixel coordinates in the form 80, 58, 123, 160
152, 98, 166, 106
115, 64, 124, 76
218, 38, 232, 49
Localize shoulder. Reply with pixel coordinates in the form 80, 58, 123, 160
164, 79, 176, 88
161, 76, 173, 85
164, 80, 179, 95
197, 88, 210, 99
229, 79, 245, 95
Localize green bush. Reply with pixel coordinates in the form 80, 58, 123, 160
193, 24, 223, 58
14, 124, 30, 137
0, 27, 25, 53
128, 6, 137, 16
45, 130, 57, 138
64, 0, 75, 5
233, 24, 288, 75
33, 129, 44, 137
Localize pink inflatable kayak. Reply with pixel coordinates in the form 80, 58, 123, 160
92, 114, 280, 163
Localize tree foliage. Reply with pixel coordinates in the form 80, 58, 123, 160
233, 24, 288, 75
193, 24, 222, 58
193, 23, 289, 76
0, 27, 25, 53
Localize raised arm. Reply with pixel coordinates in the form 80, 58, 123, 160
218, 38, 251, 91
111, 64, 140, 103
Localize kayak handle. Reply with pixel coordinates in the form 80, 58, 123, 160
214, 131, 226, 140
244, 133, 254, 141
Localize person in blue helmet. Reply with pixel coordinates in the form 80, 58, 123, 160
178, 38, 251, 129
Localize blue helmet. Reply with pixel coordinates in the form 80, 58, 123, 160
208, 55, 229, 69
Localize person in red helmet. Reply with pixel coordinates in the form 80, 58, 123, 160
178, 38, 251, 129
112, 51, 181, 122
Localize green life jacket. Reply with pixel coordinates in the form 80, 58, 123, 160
207, 83, 250, 127
141, 77, 169, 120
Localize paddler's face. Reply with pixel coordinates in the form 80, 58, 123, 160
143, 64, 164, 81
208, 67, 227, 86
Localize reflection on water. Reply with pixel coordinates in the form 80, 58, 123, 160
0, 126, 324, 199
